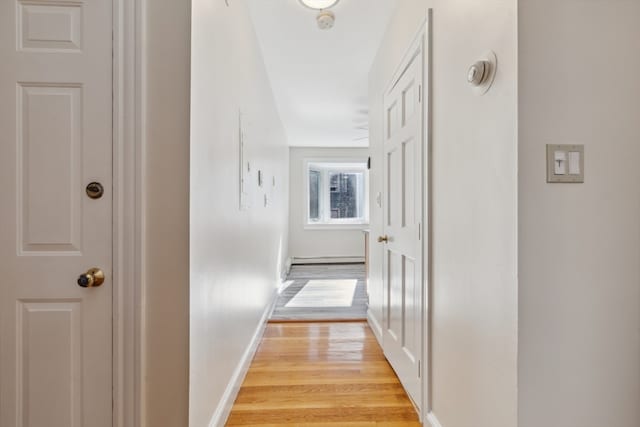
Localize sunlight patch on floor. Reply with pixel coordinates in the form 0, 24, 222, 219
285, 279, 358, 308
278, 280, 295, 293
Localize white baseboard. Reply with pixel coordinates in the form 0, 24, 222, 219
426, 412, 443, 427
207, 290, 278, 427
292, 256, 365, 264
284, 257, 293, 277
367, 308, 383, 345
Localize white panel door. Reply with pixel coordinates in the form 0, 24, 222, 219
0, 0, 113, 426
381, 44, 424, 410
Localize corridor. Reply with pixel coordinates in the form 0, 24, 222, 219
226, 322, 421, 426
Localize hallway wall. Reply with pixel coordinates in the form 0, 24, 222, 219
288, 147, 369, 261
189, 0, 290, 426
518, 1, 640, 426
369, 1, 518, 426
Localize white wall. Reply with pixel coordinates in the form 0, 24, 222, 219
189, 0, 290, 426
288, 147, 369, 261
518, 1, 640, 426
369, 1, 518, 426
143, 0, 191, 425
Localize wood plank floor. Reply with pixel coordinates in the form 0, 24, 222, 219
226, 322, 421, 426
270, 264, 368, 321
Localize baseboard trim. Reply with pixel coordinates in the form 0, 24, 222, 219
207, 289, 278, 427
367, 308, 383, 345
292, 256, 365, 265
284, 257, 293, 277
426, 412, 443, 427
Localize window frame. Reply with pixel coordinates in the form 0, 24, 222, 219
304, 158, 370, 229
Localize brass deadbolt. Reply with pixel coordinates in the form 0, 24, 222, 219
86, 182, 104, 199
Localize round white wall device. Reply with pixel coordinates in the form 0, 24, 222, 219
467, 51, 498, 95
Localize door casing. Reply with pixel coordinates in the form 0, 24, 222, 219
112, 0, 144, 425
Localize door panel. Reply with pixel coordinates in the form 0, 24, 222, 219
1, 0, 113, 425
18, 84, 83, 253
382, 45, 424, 410
387, 101, 399, 140
403, 138, 416, 227
403, 80, 417, 124
18, 3, 83, 52
387, 250, 403, 341
404, 255, 417, 360
18, 301, 83, 427
387, 147, 401, 227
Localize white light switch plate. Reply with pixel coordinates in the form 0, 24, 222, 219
547, 144, 584, 183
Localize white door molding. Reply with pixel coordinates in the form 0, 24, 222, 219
113, 0, 145, 425
423, 9, 434, 419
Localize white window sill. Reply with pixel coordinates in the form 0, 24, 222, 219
304, 223, 370, 231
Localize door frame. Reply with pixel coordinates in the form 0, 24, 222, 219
423, 10, 434, 423
381, 10, 433, 421
113, 0, 144, 425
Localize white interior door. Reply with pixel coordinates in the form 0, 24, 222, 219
381, 42, 424, 410
0, 1, 113, 426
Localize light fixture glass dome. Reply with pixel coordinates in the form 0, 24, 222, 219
299, 0, 339, 10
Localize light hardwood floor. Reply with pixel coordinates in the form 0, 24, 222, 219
226, 322, 421, 426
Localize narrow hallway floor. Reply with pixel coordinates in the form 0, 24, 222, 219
226, 322, 421, 426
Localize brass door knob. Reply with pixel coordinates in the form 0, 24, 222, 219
377, 235, 389, 243
77, 268, 105, 288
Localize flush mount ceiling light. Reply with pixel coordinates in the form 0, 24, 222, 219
299, 0, 339, 10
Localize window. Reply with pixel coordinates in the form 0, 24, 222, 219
306, 160, 369, 226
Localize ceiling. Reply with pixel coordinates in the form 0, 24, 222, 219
247, 0, 398, 147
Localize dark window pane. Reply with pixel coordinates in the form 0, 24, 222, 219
309, 169, 320, 221
329, 172, 360, 219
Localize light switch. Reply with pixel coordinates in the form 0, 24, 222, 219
547, 144, 584, 183
568, 151, 581, 175
554, 151, 567, 175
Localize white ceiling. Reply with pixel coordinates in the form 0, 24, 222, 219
247, 0, 398, 147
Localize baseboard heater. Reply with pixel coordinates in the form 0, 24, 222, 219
291, 256, 365, 265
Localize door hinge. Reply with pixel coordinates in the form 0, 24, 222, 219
419, 85, 422, 103
418, 223, 421, 240
418, 360, 421, 378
